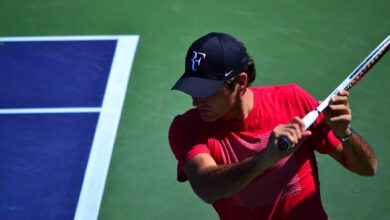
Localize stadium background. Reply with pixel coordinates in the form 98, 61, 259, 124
1, 0, 389, 219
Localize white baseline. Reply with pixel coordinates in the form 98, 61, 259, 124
74, 35, 139, 220
0, 107, 101, 114
0, 35, 139, 220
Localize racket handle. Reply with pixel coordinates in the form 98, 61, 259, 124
277, 110, 320, 151
302, 110, 320, 130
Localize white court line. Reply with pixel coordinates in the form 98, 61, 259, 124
0, 107, 101, 114
0, 35, 139, 219
0, 35, 134, 42
74, 35, 139, 220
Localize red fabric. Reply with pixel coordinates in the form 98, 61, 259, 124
168, 84, 339, 220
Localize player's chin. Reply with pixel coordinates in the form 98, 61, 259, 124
198, 110, 219, 122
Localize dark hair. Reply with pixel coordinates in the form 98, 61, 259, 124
246, 55, 256, 86
225, 53, 256, 91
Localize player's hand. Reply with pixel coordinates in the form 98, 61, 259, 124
322, 90, 352, 137
269, 117, 312, 156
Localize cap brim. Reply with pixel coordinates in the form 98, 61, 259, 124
171, 76, 225, 98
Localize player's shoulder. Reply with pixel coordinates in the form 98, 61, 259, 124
251, 84, 307, 96
169, 108, 214, 151
170, 108, 205, 132
172, 108, 200, 123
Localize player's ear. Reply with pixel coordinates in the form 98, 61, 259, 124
238, 72, 248, 88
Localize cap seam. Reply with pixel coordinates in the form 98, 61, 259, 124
217, 34, 228, 75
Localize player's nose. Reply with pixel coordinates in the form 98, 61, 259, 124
192, 97, 206, 107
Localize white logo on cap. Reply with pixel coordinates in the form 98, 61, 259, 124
191, 51, 206, 71
225, 70, 234, 77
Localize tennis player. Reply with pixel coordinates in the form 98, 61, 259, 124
168, 32, 377, 220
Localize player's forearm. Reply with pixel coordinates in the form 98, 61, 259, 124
342, 131, 377, 176
190, 152, 280, 204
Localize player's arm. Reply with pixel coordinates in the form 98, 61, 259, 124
183, 153, 275, 204
324, 90, 377, 176
183, 118, 311, 204
329, 132, 377, 176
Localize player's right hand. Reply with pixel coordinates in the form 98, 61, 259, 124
269, 117, 312, 156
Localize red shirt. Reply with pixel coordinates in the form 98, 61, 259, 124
169, 84, 340, 220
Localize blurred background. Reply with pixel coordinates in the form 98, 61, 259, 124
1, 0, 389, 219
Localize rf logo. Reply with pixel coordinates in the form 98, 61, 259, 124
191, 51, 206, 71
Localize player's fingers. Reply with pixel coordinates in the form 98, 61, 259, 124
328, 101, 351, 118
290, 123, 302, 140
289, 116, 305, 130
274, 117, 308, 152
283, 128, 312, 150
274, 126, 298, 146
331, 96, 349, 107
332, 95, 349, 102
282, 132, 297, 146
328, 103, 351, 113
301, 130, 312, 139
283, 124, 302, 145
329, 114, 352, 123
338, 89, 350, 97
287, 118, 304, 142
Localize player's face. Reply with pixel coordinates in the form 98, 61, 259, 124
192, 84, 238, 122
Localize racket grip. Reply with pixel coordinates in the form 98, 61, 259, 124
278, 110, 319, 151
302, 110, 319, 130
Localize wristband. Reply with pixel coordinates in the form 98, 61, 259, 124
335, 124, 353, 142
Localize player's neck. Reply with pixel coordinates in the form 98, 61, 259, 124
222, 88, 253, 121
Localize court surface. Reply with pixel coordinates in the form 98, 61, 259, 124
0, 36, 138, 219
1, 0, 390, 219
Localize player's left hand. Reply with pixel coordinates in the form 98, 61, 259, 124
322, 90, 352, 137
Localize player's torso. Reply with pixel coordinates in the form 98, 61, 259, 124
203, 85, 320, 208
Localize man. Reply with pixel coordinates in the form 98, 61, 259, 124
168, 32, 377, 220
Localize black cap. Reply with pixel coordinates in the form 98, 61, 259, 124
172, 32, 249, 98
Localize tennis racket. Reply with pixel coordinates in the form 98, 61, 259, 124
278, 35, 390, 151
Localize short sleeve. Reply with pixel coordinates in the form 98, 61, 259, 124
168, 114, 211, 182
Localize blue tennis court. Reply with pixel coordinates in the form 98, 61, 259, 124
1, 1, 390, 219
0, 36, 139, 220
